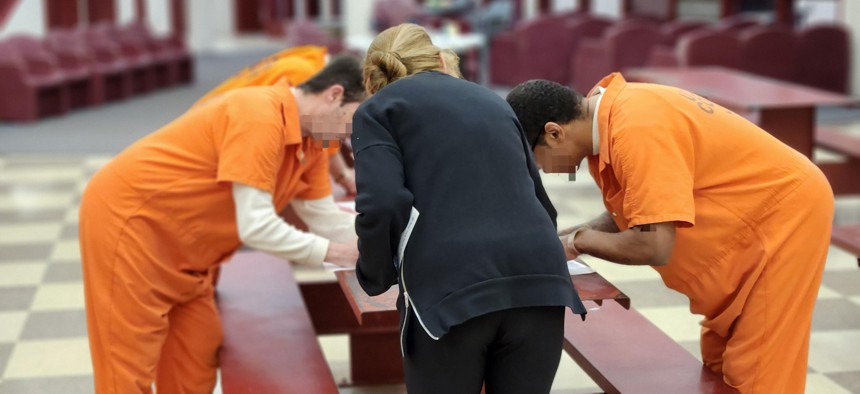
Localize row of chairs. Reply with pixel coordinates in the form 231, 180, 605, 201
646, 24, 849, 94
491, 12, 850, 95
0, 22, 194, 122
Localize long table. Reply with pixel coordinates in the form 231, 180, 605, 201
624, 66, 857, 159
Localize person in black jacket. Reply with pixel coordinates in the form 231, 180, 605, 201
352, 23, 587, 394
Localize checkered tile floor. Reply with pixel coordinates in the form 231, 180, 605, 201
1, 148, 860, 393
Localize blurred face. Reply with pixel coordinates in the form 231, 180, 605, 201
532, 120, 591, 174
301, 85, 361, 148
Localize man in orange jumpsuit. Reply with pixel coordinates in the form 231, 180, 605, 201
195, 45, 357, 195
506, 73, 834, 393
78, 57, 366, 393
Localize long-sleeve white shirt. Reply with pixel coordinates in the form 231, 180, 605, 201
232, 183, 356, 265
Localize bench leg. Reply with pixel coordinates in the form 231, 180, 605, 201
349, 329, 404, 385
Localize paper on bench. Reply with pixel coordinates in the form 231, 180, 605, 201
568, 258, 595, 275
322, 262, 355, 272
395, 207, 420, 269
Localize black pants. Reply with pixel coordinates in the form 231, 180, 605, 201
403, 306, 565, 394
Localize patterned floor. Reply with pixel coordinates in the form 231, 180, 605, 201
1, 151, 859, 393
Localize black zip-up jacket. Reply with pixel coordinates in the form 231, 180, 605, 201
352, 71, 587, 342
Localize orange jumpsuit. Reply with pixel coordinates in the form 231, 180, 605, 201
586, 73, 833, 393
79, 83, 332, 393
194, 45, 327, 106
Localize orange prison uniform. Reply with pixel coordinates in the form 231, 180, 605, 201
586, 73, 833, 393
194, 45, 327, 106
194, 45, 340, 158
78, 82, 332, 394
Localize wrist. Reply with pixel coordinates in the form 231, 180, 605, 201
566, 228, 586, 255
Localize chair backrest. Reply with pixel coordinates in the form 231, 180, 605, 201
604, 23, 663, 70
794, 24, 850, 93
516, 15, 570, 82
566, 16, 613, 53
739, 25, 796, 81
372, 0, 424, 32
285, 21, 343, 54
714, 15, 761, 33
661, 19, 710, 46
677, 28, 742, 68
4, 35, 57, 65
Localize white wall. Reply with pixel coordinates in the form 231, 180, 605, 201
843, 0, 860, 95
590, 0, 622, 19
0, 0, 45, 37
146, 0, 171, 35
344, 0, 373, 38
187, 0, 233, 51
551, 0, 579, 13
117, 0, 136, 24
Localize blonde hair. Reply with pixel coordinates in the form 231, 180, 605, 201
364, 23, 462, 94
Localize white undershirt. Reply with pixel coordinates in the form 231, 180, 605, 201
232, 183, 356, 265
592, 86, 605, 155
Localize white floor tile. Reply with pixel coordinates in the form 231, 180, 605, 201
30, 283, 85, 311
3, 338, 92, 378
0, 223, 63, 245
0, 264, 47, 287
636, 306, 703, 342
805, 372, 854, 394
552, 355, 601, 392
49, 240, 81, 262
581, 257, 664, 283
808, 330, 860, 373
0, 168, 84, 184
0, 193, 74, 212
816, 284, 846, 300
0, 312, 28, 342
824, 246, 860, 271
64, 207, 80, 224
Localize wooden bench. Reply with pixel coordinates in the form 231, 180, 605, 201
563, 301, 737, 393
335, 269, 737, 393
831, 225, 860, 267
216, 251, 339, 393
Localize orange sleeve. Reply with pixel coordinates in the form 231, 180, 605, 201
215, 92, 285, 194
611, 109, 696, 229
296, 147, 333, 200
194, 46, 327, 107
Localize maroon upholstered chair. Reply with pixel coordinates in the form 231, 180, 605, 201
0, 39, 70, 121
122, 21, 194, 86
564, 16, 613, 84
793, 24, 850, 93
739, 25, 797, 82
676, 29, 742, 69
46, 28, 135, 102
285, 20, 344, 55
515, 15, 574, 83
572, 22, 662, 93
85, 22, 157, 94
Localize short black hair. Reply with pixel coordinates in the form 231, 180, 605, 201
298, 55, 367, 103
506, 80, 586, 149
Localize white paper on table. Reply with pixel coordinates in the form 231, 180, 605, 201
337, 200, 356, 213
567, 258, 596, 275
395, 207, 420, 269
322, 262, 355, 272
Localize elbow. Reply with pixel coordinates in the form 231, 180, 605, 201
641, 241, 673, 267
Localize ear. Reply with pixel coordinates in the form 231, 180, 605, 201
326, 84, 345, 103
438, 52, 448, 74
543, 122, 567, 148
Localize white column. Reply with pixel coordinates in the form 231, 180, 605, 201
147, 0, 171, 35
187, 0, 233, 52
117, 0, 136, 24
0, 0, 45, 37
843, 1, 860, 95
344, 0, 373, 38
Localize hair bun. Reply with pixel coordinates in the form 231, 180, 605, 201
365, 50, 408, 93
